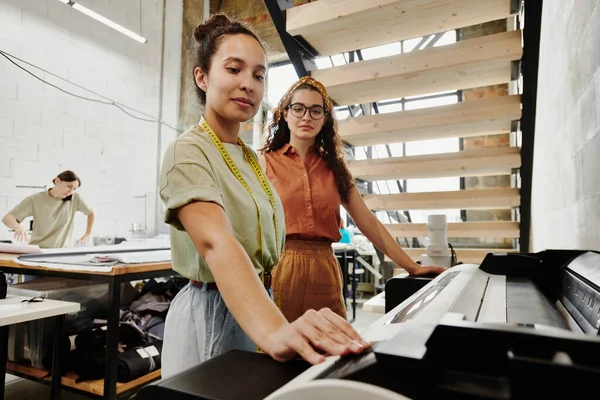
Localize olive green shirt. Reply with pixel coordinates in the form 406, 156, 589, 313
159, 125, 285, 282
9, 191, 93, 248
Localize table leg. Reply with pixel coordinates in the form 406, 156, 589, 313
341, 250, 349, 311
103, 279, 121, 400
351, 251, 357, 322
51, 315, 64, 400
0, 325, 8, 400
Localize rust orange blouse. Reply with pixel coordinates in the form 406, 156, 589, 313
264, 144, 342, 242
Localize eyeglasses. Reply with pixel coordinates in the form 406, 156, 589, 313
287, 103, 326, 120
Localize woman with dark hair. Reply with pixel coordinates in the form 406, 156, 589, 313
259, 76, 446, 323
158, 14, 368, 378
2, 170, 95, 247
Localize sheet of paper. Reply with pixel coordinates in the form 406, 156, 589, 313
14, 259, 115, 272
0, 242, 170, 256
144, 345, 159, 357
137, 348, 150, 359
41, 242, 170, 254
108, 250, 171, 264
0, 242, 43, 254
19, 250, 171, 266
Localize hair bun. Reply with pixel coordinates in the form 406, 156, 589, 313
193, 24, 208, 42
207, 14, 231, 27
193, 13, 233, 43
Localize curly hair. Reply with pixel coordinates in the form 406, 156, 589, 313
260, 78, 355, 203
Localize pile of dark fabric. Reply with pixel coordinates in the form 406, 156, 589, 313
42, 276, 187, 383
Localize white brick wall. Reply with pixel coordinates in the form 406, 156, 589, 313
0, 157, 9, 178
0, 117, 14, 139
531, 0, 600, 251
0, 0, 182, 243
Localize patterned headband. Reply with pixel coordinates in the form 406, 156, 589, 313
273, 76, 333, 124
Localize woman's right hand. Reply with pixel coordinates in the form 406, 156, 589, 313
13, 227, 29, 243
266, 307, 371, 364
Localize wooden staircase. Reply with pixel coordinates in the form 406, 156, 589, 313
363, 188, 520, 211
286, 0, 516, 56
338, 95, 522, 146
312, 30, 522, 106
267, 0, 525, 266
349, 146, 521, 181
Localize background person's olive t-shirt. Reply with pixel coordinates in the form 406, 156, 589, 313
9, 191, 93, 248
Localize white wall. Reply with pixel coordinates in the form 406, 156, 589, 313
155, 0, 183, 235
0, 0, 182, 243
531, 0, 600, 251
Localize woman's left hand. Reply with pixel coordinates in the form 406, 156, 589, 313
409, 265, 446, 276
77, 233, 91, 245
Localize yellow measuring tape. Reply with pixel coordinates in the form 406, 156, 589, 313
200, 118, 280, 354
200, 118, 280, 266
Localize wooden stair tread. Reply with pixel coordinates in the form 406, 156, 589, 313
287, 0, 516, 56
338, 95, 522, 146
386, 247, 518, 264
364, 188, 520, 211
384, 221, 520, 238
313, 30, 523, 106
349, 146, 521, 181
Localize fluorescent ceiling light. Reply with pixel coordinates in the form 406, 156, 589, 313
58, 0, 147, 44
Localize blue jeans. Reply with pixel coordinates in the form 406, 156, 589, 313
161, 283, 263, 378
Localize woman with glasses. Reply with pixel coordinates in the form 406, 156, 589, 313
259, 77, 446, 322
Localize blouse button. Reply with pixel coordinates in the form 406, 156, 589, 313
307, 206, 312, 210
309, 225, 314, 230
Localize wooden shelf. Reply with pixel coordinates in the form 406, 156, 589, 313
287, 0, 516, 56
363, 188, 520, 211
7, 362, 161, 397
338, 95, 522, 147
386, 248, 518, 264
313, 30, 522, 106
384, 221, 520, 238
349, 146, 521, 181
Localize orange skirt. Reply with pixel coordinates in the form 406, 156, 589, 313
273, 239, 347, 322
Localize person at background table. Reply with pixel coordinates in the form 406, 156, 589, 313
2, 170, 95, 248
158, 14, 368, 378
338, 218, 354, 244
259, 76, 447, 323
